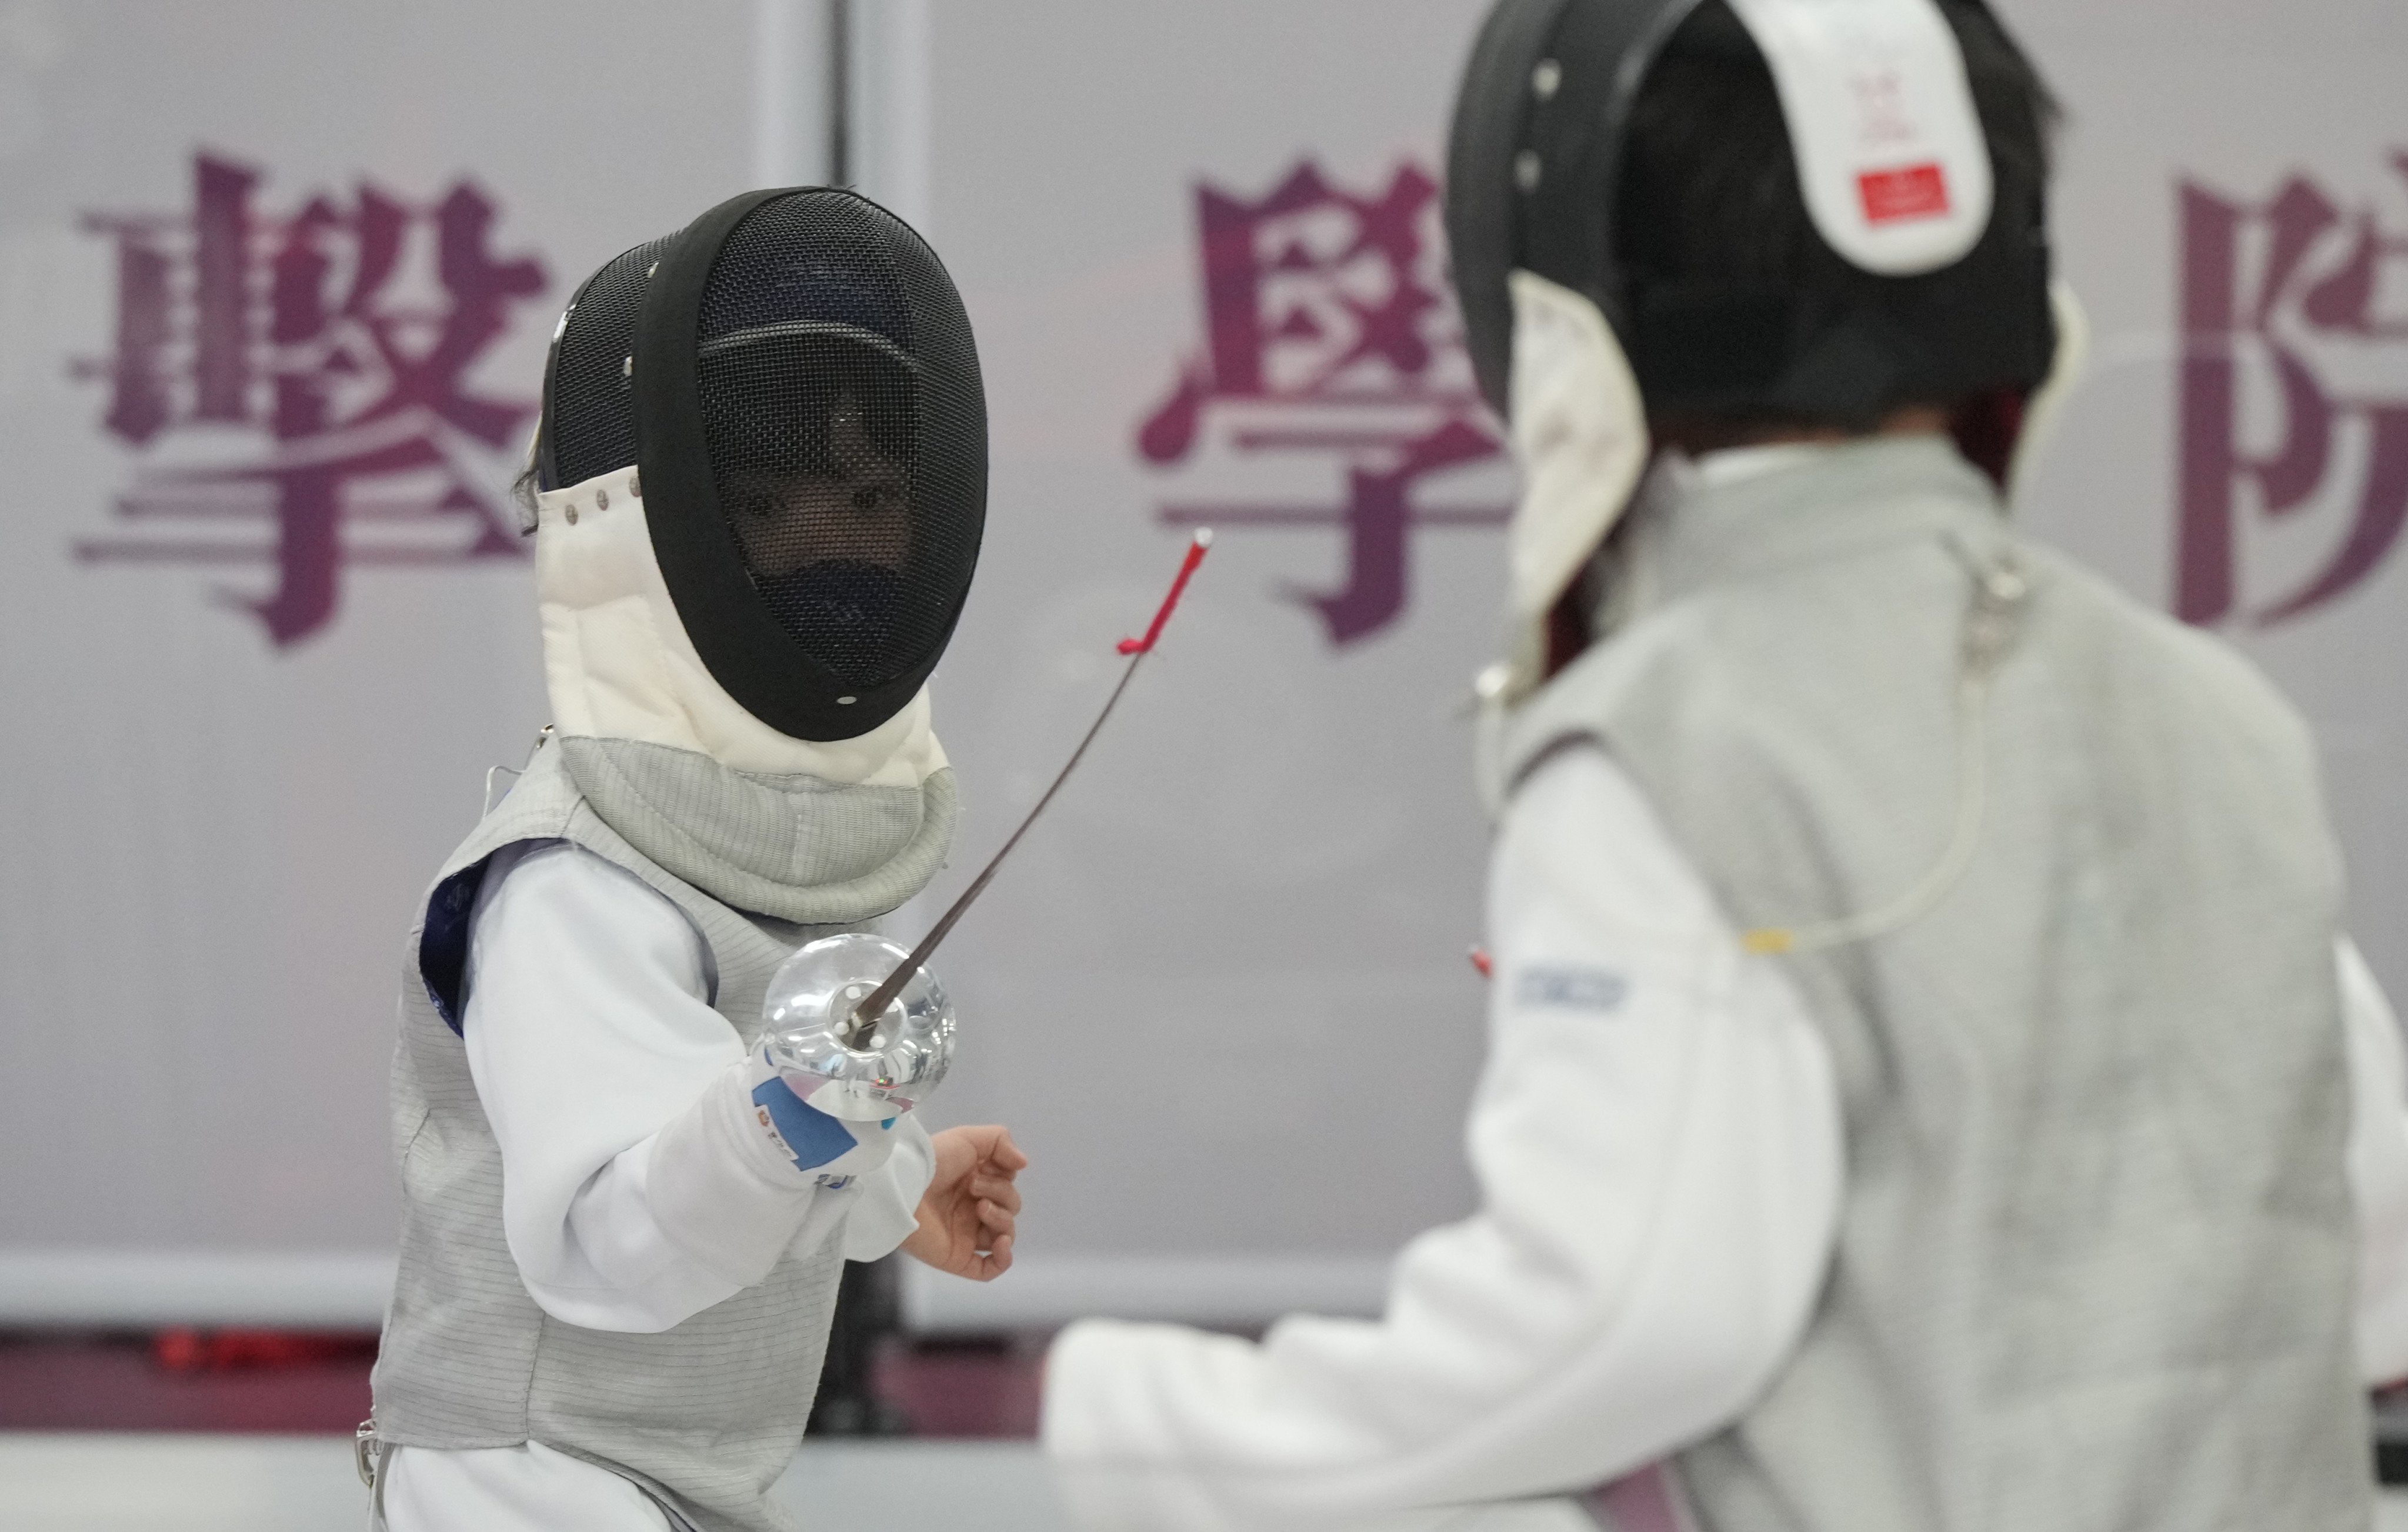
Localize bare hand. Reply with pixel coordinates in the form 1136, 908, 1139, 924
902, 1125, 1026, 1281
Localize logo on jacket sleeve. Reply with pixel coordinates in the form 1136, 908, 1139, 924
1513, 965, 1629, 1013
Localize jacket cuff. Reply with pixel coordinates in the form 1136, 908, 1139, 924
646, 1063, 821, 1288
1042, 1318, 1243, 1464
1044, 1320, 1269, 1530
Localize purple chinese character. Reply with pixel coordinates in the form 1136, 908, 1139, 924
2177, 153, 2408, 627
1138, 161, 1505, 645
75, 152, 548, 646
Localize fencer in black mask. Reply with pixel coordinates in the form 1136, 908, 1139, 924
538, 186, 984, 747
368, 189, 1026, 1532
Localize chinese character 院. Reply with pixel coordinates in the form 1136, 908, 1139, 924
2177, 154, 2408, 627
75, 152, 548, 645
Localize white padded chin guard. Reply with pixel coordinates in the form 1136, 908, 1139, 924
2006, 280, 2090, 508
1499, 269, 1652, 700
533, 465, 949, 785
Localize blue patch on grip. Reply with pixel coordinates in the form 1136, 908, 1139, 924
751, 1077, 861, 1171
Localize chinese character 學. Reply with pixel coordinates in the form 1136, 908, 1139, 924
1138, 161, 1505, 645
2177, 154, 2408, 627
75, 152, 548, 645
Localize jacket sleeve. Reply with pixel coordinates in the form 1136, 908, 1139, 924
2342, 937, 2408, 1384
462, 840, 926, 1333
1040, 744, 1844, 1529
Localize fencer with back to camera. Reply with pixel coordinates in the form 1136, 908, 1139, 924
359, 187, 1024, 1532
1040, 2, 2408, 1530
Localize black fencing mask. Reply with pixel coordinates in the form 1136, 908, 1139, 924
536, 188, 986, 742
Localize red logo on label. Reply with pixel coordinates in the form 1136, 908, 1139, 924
1857, 162, 1951, 224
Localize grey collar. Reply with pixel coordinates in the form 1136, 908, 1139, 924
556, 735, 956, 926
1595, 437, 2005, 632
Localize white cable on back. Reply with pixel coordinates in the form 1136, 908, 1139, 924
1741, 551, 2029, 957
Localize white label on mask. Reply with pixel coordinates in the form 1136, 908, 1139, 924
1723, 0, 1993, 275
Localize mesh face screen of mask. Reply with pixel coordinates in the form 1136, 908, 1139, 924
548, 237, 673, 491
695, 192, 983, 690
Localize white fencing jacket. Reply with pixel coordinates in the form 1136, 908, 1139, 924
379, 840, 936, 1532
1039, 741, 2408, 1532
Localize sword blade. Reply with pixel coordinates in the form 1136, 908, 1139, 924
843, 531, 1212, 1037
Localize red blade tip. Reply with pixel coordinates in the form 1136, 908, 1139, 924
1117, 531, 1215, 655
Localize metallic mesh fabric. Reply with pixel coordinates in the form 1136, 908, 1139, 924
694, 192, 984, 689
546, 237, 673, 491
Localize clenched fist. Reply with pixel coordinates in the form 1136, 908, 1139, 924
902, 1125, 1026, 1281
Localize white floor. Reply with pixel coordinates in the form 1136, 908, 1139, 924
0, 1434, 1073, 1532
8, 1433, 2408, 1531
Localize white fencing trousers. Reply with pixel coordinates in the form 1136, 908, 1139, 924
373, 1441, 673, 1531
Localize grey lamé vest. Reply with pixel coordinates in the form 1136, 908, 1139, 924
1493, 439, 2367, 1532
372, 734, 956, 1532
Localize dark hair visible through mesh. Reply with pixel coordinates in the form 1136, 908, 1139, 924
694, 191, 986, 690
546, 236, 674, 489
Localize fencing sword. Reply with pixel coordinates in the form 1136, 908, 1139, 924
759, 531, 1213, 1119
839, 528, 1213, 1043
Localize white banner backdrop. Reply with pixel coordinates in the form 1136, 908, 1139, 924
0, 0, 766, 1318
1, 0, 2403, 1330
897, 0, 1510, 1327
